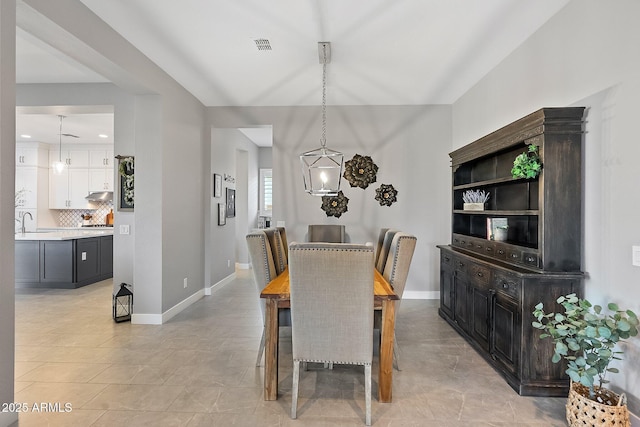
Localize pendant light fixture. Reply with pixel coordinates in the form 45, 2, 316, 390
299, 42, 344, 196
52, 115, 67, 175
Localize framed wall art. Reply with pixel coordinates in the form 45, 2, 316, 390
226, 188, 236, 218
116, 155, 134, 211
213, 173, 222, 198
218, 203, 226, 225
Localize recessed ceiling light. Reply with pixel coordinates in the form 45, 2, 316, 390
20, 134, 31, 138
98, 134, 108, 138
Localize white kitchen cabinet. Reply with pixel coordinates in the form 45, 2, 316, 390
89, 149, 114, 168
89, 168, 114, 192
16, 143, 48, 167
49, 168, 90, 209
49, 149, 90, 169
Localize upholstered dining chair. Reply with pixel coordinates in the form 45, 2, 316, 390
246, 229, 290, 366
379, 232, 417, 371
263, 227, 287, 275
277, 226, 288, 261
374, 227, 389, 267
307, 224, 345, 243
289, 242, 374, 425
375, 229, 399, 273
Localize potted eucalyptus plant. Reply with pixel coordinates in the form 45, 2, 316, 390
532, 293, 638, 426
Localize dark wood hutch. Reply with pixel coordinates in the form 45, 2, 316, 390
438, 107, 585, 397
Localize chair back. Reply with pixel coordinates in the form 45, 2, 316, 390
246, 231, 277, 317
277, 226, 288, 260
382, 232, 417, 306
307, 224, 345, 243
374, 228, 390, 267
375, 229, 399, 273
263, 227, 287, 275
289, 242, 373, 364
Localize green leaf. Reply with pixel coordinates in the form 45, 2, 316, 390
618, 319, 630, 332
608, 303, 619, 311
580, 374, 594, 387
551, 353, 561, 363
567, 341, 580, 351
568, 370, 581, 383
555, 342, 568, 355
598, 327, 612, 338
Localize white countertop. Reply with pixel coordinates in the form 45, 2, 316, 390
15, 229, 114, 241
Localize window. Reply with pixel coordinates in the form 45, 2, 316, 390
260, 168, 272, 216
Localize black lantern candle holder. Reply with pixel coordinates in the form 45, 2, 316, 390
113, 283, 133, 323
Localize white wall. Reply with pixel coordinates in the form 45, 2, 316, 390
452, 0, 640, 415
208, 105, 451, 297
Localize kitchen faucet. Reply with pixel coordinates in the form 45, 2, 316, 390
21, 212, 33, 235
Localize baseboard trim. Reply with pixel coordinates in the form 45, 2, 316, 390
132, 274, 243, 325
403, 290, 439, 300
204, 272, 236, 296
131, 313, 162, 325
236, 262, 250, 270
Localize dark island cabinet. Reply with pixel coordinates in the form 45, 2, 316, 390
438, 108, 586, 397
16, 235, 113, 289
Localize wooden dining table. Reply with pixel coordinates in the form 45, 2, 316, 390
260, 267, 399, 403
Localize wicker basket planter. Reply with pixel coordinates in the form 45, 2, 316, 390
566, 382, 630, 427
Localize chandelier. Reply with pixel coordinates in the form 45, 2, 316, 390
299, 42, 344, 196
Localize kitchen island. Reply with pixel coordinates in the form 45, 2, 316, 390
15, 230, 113, 289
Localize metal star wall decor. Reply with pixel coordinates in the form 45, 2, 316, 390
375, 184, 398, 207
343, 154, 378, 189
321, 191, 349, 218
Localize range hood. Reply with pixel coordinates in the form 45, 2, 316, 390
85, 191, 113, 201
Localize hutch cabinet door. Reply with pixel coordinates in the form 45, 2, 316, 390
491, 292, 520, 375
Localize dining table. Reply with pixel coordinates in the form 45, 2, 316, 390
260, 267, 399, 403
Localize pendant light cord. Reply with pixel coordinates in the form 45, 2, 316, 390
58, 115, 63, 162
320, 44, 327, 149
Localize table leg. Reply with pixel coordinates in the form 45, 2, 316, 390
379, 299, 395, 402
264, 299, 279, 400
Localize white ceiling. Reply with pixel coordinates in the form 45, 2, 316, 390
15, 0, 570, 146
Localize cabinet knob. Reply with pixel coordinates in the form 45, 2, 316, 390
526, 256, 535, 262
444, 256, 450, 262
477, 272, 483, 277
498, 250, 505, 255
511, 253, 518, 258
458, 262, 464, 267
502, 282, 509, 289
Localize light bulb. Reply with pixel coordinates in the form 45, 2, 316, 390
52, 161, 66, 175
320, 171, 328, 183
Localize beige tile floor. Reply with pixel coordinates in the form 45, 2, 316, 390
12, 269, 567, 426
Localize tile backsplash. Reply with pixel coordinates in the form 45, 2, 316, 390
58, 202, 113, 227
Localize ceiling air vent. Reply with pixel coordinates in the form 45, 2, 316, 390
254, 38, 272, 51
